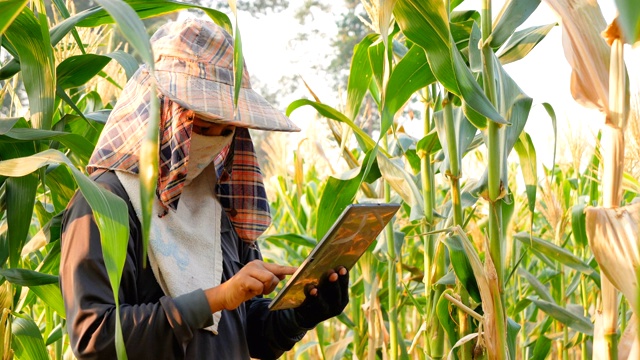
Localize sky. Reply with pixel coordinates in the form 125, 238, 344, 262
197, 1, 639, 174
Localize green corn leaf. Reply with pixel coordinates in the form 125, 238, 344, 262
433, 106, 477, 174
0, 117, 20, 135
614, 0, 640, 44
1, 128, 94, 164
315, 150, 379, 239
497, 24, 555, 65
514, 232, 593, 274
11, 315, 48, 360
367, 39, 385, 98
287, 99, 377, 152
4, 9, 56, 130
513, 132, 537, 223
490, 0, 541, 48
51, 0, 86, 54
571, 203, 588, 248
530, 317, 553, 360
6, 174, 37, 268
0, 269, 57, 286
0, 149, 129, 359
29, 283, 66, 317
416, 130, 442, 156
529, 297, 593, 335
517, 268, 552, 302
0, 0, 28, 36
227, 0, 243, 111
76, 1, 232, 33
57, 54, 112, 89
382, 43, 437, 127
376, 154, 424, 221
394, 0, 507, 126
93, 0, 153, 71
541, 102, 558, 180
468, 22, 482, 72
139, 87, 159, 269
346, 34, 378, 120
507, 318, 521, 360
107, 50, 139, 80
442, 233, 481, 303
436, 289, 460, 352
45, 323, 63, 346
264, 234, 317, 248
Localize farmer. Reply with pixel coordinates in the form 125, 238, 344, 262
59, 18, 349, 359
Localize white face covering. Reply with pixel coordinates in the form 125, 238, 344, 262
185, 129, 235, 185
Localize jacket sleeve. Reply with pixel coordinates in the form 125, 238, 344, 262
59, 178, 213, 359
241, 243, 311, 359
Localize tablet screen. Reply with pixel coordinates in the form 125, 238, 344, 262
269, 203, 400, 310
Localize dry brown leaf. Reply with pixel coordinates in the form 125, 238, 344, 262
542, 0, 611, 114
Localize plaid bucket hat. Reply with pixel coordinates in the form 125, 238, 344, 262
151, 18, 300, 132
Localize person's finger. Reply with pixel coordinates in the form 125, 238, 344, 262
337, 266, 347, 276
327, 269, 338, 282
262, 262, 297, 277
262, 275, 281, 295
238, 277, 265, 302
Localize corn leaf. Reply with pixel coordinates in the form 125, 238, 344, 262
227, 0, 243, 111
11, 315, 48, 360
585, 203, 640, 309
28, 284, 66, 317
4, 9, 56, 131
571, 203, 588, 248
436, 289, 460, 352
434, 106, 477, 174
514, 232, 593, 274
6, 174, 37, 268
1, 128, 94, 164
529, 297, 594, 335
0, 269, 57, 286
382, 43, 437, 122
376, 154, 424, 220
442, 233, 481, 303
57, 54, 112, 89
0, 149, 129, 359
517, 267, 553, 302
614, 0, 640, 44
76, 0, 232, 33
107, 50, 139, 80
530, 318, 553, 360
497, 24, 555, 65
346, 34, 378, 120
490, 0, 541, 48
541, 0, 610, 114
0, 118, 20, 135
93, 0, 153, 71
287, 100, 377, 152
394, 0, 507, 126
315, 149, 380, 240
0, 0, 28, 36
513, 132, 537, 222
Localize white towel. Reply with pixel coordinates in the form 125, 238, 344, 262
117, 163, 224, 333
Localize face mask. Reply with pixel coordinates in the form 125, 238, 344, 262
185, 129, 235, 184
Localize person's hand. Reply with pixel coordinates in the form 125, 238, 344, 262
205, 260, 296, 312
294, 266, 349, 329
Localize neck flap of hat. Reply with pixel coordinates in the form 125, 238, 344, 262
87, 68, 271, 243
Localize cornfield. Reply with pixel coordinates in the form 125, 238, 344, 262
0, 0, 639, 359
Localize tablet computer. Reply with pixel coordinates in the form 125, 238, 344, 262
268, 203, 400, 311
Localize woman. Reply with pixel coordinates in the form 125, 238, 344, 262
60, 18, 348, 359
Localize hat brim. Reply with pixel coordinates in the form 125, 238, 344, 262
154, 70, 300, 132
